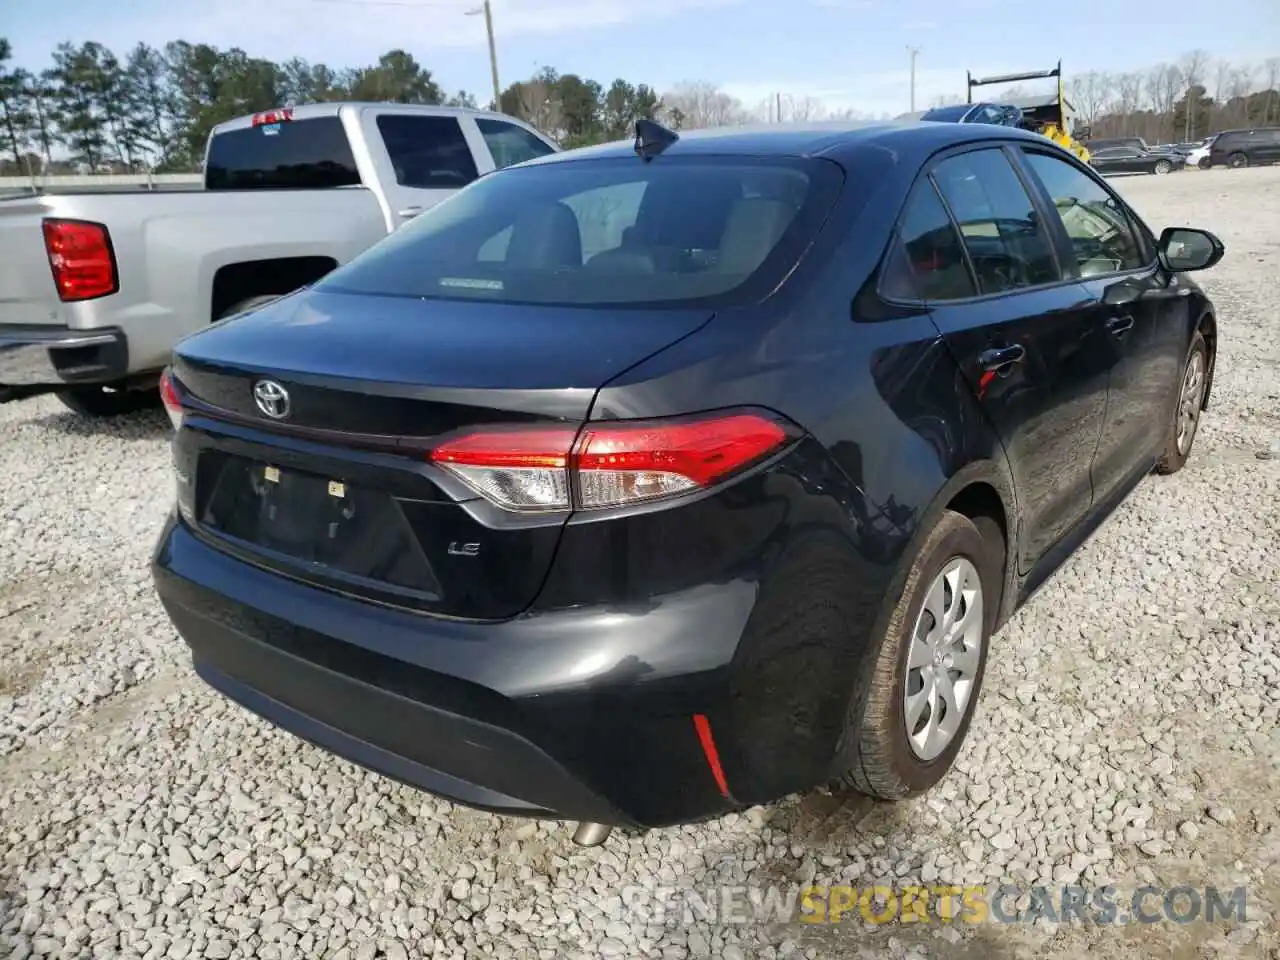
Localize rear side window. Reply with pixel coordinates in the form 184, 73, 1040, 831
377, 115, 478, 189
881, 181, 976, 301
316, 156, 842, 308
205, 117, 360, 190
931, 148, 1059, 295
476, 118, 555, 170
1022, 152, 1145, 276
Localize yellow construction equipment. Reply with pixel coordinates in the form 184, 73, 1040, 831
966, 62, 1091, 163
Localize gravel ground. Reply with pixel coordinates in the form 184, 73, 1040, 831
2, 166, 1279, 960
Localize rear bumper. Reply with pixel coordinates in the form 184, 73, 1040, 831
0, 324, 128, 388
151, 514, 751, 828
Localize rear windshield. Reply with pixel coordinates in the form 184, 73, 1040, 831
205, 117, 361, 190
315, 155, 843, 308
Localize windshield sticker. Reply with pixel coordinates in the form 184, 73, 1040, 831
261, 123, 281, 136
439, 277, 504, 291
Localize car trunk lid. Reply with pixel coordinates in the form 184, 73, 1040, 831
170, 288, 712, 620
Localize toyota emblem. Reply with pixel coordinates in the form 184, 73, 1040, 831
253, 379, 291, 420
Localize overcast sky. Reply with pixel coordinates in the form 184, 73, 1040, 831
7, 0, 1278, 118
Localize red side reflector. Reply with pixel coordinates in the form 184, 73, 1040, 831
42, 219, 118, 302
692, 714, 732, 799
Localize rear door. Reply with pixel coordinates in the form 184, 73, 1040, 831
361, 110, 487, 227
1015, 147, 1181, 500
1252, 129, 1280, 163
908, 144, 1111, 572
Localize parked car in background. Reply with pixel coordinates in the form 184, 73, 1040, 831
918, 102, 1025, 127
1185, 140, 1213, 169
1207, 128, 1280, 168
152, 118, 1224, 845
1088, 145, 1186, 175
1085, 136, 1182, 158
0, 103, 558, 417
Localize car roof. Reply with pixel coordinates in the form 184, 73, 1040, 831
519, 120, 1055, 168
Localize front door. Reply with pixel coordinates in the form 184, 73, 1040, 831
1015, 148, 1187, 500
921, 145, 1112, 572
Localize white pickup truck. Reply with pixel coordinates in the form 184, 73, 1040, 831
0, 102, 558, 416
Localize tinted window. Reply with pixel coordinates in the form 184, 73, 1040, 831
882, 181, 975, 301
921, 105, 973, 123
476, 118, 555, 170
317, 157, 838, 308
931, 149, 1059, 294
377, 115, 478, 189
1023, 152, 1145, 277
205, 117, 360, 190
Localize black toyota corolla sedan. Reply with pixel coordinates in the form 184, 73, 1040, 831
152, 118, 1223, 844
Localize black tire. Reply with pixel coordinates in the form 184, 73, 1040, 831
1198, 156, 1211, 170
1228, 152, 1248, 169
217, 295, 281, 321
1153, 159, 1172, 175
840, 510, 1003, 800
56, 385, 161, 418
1155, 331, 1208, 475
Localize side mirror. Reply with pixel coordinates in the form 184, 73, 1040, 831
1158, 227, 1224, 273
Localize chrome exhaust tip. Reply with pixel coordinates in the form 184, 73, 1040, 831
571, 822, 612, 846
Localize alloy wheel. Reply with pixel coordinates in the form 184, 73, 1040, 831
903, 557, 985, 761
1177, 350, 1206, 455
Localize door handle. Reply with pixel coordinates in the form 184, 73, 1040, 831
398, 206, 423, 219
1106, 314, 1135, 336
978, 344, 1026, 375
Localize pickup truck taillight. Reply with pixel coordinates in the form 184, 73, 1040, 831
42, 219, 119, 302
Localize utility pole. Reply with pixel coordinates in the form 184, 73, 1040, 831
467, 1, 502, 110
908, 46, 921, 113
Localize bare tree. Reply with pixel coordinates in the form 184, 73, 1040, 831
1145, 63, 1183, 140
1212, 58, 1232, 126
1179, 49, 1210, 140
928, 93, 964, 108
1263, 58, 1280, 125
660, 81, 748, 129
1068, 70, 1111, 127
1114, 71, 1143, 121
780, 94, 827, 122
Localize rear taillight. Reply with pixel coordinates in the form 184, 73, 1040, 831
159, 369, 183, 430
429, 410, 796, 512
42, 219, 118, 302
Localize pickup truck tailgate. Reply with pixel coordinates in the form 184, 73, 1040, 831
0, 195, 63, 326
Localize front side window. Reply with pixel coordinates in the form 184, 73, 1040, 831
881, 180, 975, 301
376, 115, 479, 189
476, 118, 556, 170
1022, 151, 1146, 277
316, 156, 841, 308
931, 148, 1059, 295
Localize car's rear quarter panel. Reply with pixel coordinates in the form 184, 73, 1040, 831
572, 145, 1016, 804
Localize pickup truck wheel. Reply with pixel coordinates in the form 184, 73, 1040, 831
217, 295, 281, 321
56, 386, 161, 418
